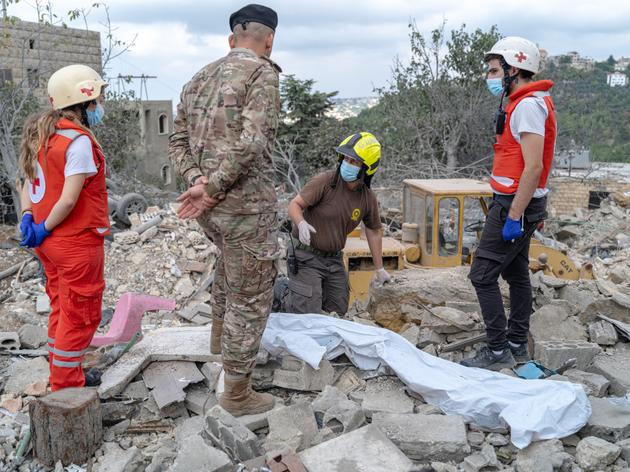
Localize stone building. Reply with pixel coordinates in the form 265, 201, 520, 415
136, 100, 176, 191
0, 18, 102, 104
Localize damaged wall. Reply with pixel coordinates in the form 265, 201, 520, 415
549, 178, 630, 216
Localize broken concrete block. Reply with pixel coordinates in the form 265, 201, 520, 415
201, 362, 222, 391
18, 324, 47, 349
400, 324, 420, 345
298, 425, 415, 472
618, 438, 630, 462
0, 332, 20, 350
36, 294, 51, 314
534, 339, 601, 370
99, 326, 219, 399
367, 267, 481, 331
205, 405, 261, 462
311, 386, 365, 434
170, 434, 231, 472
373, 413, 470, 462
361, 377, 414, 419
93, 443, 142, 472
467, 431, 485, 447
4, 356, 48, 395
174, 416, 204, 445
185, 384, 214, 416
237, 400, 284, 432
588, 352, 630, 395
142, 361, 204, 409
530, 303, 588, 351
423, 306, 478, 334
588, 320, 618, 346
113, 230, 140, 245
333, 367, 366, 394
513, 438, 566, 472
272, 358, 334, 391
265, 401, 318, 452
461, 444, 499, 472
563, 369, 610, 397
139, 225, 158, 242
417, 328, 445, 348
576, 436, 621, 471
581, 396, 630, 442
121, 381, 150, 400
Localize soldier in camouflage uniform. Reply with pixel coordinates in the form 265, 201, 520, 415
168, 4, 281, 417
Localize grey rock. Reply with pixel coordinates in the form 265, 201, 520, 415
581, 396, 630, 442
372, 413, 470, 462
204, 405, 261, 462
514, 438, 565, 472
17, 325, 47, 349
361, 377, 414, 418
588, 320, 618, 346
272, 357, 334, 392
169, 434, 231, 472
4, 356, 49, 395
575, 436, 620, 471
298, 425, 415, 472
563, 369, 610, 397
588, 352, 630, 395
264, 401, 318, 452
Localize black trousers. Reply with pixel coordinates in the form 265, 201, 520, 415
468, 195, 547, 351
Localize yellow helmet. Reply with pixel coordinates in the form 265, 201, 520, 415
47, 64, 107, 110
336, 132, 381, 176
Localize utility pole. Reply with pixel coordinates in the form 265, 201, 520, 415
115, 74, 157, 100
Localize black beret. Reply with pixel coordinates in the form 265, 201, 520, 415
229, 4, 278, 32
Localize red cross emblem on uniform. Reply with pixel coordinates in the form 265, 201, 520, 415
515, 52, 527, 63
31, 178, 40, 193
80, 86, 95, 96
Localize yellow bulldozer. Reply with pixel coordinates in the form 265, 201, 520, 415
344, 178, 593, 304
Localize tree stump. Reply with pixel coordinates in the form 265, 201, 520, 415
30, 387, 102, 466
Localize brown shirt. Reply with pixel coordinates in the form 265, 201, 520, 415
293, 171, 381, 253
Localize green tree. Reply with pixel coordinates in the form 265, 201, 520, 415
275, 75, 340, 180
357, 21, 501, 179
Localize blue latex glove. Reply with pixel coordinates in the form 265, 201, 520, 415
31, 220, 51, 248
502, 216, 524, 242
19, 213, 36, 247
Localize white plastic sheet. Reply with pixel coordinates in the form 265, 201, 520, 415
262, 313, 591, 449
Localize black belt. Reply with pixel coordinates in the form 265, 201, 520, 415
295, 241, 342, 258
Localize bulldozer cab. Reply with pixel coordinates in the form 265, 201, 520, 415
402, 179, 493, 267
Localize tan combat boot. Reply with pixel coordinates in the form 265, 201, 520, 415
219, 373, 274, 417
210, 318, 223, 354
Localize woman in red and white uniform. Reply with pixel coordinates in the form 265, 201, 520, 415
19, 64, 109, 391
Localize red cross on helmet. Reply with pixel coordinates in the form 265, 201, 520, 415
485, 36, 540, 74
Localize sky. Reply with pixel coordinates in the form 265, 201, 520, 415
8, 0, 630, 105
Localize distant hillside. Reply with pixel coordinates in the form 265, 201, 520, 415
327, 97, 379, 120
540, 62, 630, 162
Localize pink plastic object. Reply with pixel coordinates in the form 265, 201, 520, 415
90, 292, 176, 347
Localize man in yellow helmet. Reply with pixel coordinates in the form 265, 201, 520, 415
284, 132, 391, 314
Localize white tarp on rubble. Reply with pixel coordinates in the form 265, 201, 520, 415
262, 313, 591, 449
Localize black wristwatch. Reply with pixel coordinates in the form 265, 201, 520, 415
188, 173, 203, 187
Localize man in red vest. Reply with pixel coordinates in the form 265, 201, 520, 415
461, 37, 556, 370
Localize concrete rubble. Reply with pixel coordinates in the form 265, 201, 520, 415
3, 192, 630, 470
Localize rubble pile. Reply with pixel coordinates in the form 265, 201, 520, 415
1, 196, 630, 471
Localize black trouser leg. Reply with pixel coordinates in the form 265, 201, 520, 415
503, 242, 533, 345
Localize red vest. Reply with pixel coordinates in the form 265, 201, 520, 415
490, 80, 556, 194
30, 118, 110, 237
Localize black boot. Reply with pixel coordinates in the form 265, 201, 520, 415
460, 346, 515, 371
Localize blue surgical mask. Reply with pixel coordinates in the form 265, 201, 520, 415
486, 78, 504, 97
340, 161, 360, 182
87, 103, 105, 127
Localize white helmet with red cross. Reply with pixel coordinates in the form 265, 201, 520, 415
47, 64, 107, 110
485, 37, 540, 74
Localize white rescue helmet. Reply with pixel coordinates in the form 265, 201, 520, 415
47, 64, 107, 110
485, 37, 540, 74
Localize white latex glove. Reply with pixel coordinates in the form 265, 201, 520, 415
297, 220, 317, 246
373, 268, 391, 285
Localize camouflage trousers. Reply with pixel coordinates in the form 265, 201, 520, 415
197, 211, 279, 375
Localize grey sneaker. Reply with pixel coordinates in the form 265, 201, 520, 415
509, 342, 530, 363
460, 346, 516, 371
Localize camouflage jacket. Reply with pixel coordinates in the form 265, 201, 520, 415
169, 48, 281, 214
